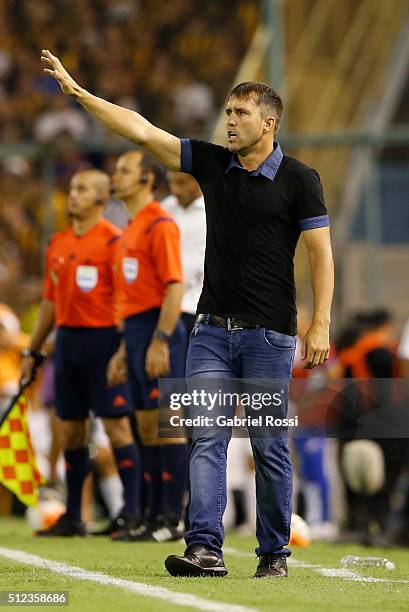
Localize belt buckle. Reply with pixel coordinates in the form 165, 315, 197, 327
227, 316, 243, 331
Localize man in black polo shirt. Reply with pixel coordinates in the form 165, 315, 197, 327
41, 50, 334, 579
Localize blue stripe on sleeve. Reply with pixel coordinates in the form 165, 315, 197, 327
299, 215, 330, 231
180, 139, 192, 173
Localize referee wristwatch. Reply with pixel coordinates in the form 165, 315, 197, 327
152, 329, 171, 343
21, 348, 42, 359
21, 348, 48, 362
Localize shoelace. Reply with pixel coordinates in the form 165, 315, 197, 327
259, 555, 284, 569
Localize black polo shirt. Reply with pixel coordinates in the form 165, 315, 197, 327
180, 139, 329, 336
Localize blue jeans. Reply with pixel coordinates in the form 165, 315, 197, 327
185, 321, 296, 558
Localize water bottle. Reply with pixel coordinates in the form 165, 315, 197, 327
341, 555, 395, 570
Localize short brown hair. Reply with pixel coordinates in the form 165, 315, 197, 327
228, 82, 284, 133
140, 151, 167, 192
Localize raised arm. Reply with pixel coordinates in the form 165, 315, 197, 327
41, 50, 181, 170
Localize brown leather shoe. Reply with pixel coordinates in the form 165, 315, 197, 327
165, 544, 228, 577
254, 554, 288, 578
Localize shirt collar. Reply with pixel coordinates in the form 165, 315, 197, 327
176, 196, 205, 213
189, 196, 205, 209
225, 142, 283, 181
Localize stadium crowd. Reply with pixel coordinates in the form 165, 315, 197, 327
0, 0, 258, 143
0, 0, 258, 312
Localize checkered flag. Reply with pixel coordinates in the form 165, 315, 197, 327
0, 353, 46, 507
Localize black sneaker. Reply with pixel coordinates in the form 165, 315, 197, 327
111, 520, 160, 542
133, 519, 185, 543
35, 513, 87, 537
165, 544, 228, 577
93, 515, 139, 537
110, 521, 148, 541
254, 554, 288, 578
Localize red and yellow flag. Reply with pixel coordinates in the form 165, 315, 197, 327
0, 395, 43, 507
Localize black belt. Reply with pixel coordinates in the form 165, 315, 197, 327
196, 313, 257, 330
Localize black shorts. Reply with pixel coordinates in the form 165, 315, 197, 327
55, 326, 131, 420
124, 309, 187, 411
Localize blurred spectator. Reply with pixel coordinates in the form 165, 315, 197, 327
171, 66, 215, 135
0, 0, 257, 142
292, 306, 337, 541
166, 172, 206, 337
0, 1, 258, 312
398, 317, 409, 378
34, 95, 88, 143
336, 309, 404, 543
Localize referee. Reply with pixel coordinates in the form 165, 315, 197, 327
108, 150, 188, 542
21, 169, 139, 536
41, 51, 334, 578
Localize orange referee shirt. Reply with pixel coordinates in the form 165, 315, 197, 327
116, 201, 183, 320
43, 219, 121, 327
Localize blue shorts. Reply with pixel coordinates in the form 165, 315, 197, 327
124, 309, 187, 411
55, 326, 131, 420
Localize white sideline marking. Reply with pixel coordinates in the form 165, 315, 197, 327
317, 567, 409, 584
317, 568, 387, 583
224, 547, 409, 584
0, 548, 258, 612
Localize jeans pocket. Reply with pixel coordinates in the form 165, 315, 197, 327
189, 322, 202, 340
263, 328, 295, 350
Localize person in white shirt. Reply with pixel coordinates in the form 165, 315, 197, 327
398, 317, 409, 378
165, 173, 206, 337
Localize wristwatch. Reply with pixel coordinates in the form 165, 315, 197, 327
21, 348, 47, 361
152, 329, 171, 343
21, 348, 40, 358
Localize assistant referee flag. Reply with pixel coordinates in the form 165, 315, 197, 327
0, 394, 43, 507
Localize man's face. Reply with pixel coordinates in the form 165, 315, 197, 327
225, 95, 273, 153
67, 173, 100, 219
169, 172, 201, 208
112, 152, 144, 201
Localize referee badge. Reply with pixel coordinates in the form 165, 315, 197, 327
122, 257, 138, 283
75, 265, 98, 292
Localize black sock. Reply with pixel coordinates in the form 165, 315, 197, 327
113, 443, 141, 519
64, 447, 90, 522
161, 443, 189, 523
142, 445, 163, 524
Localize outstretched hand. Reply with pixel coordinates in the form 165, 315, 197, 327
41, 49, 80, 96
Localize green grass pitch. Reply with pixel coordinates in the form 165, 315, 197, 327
1, 517, 409, 611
